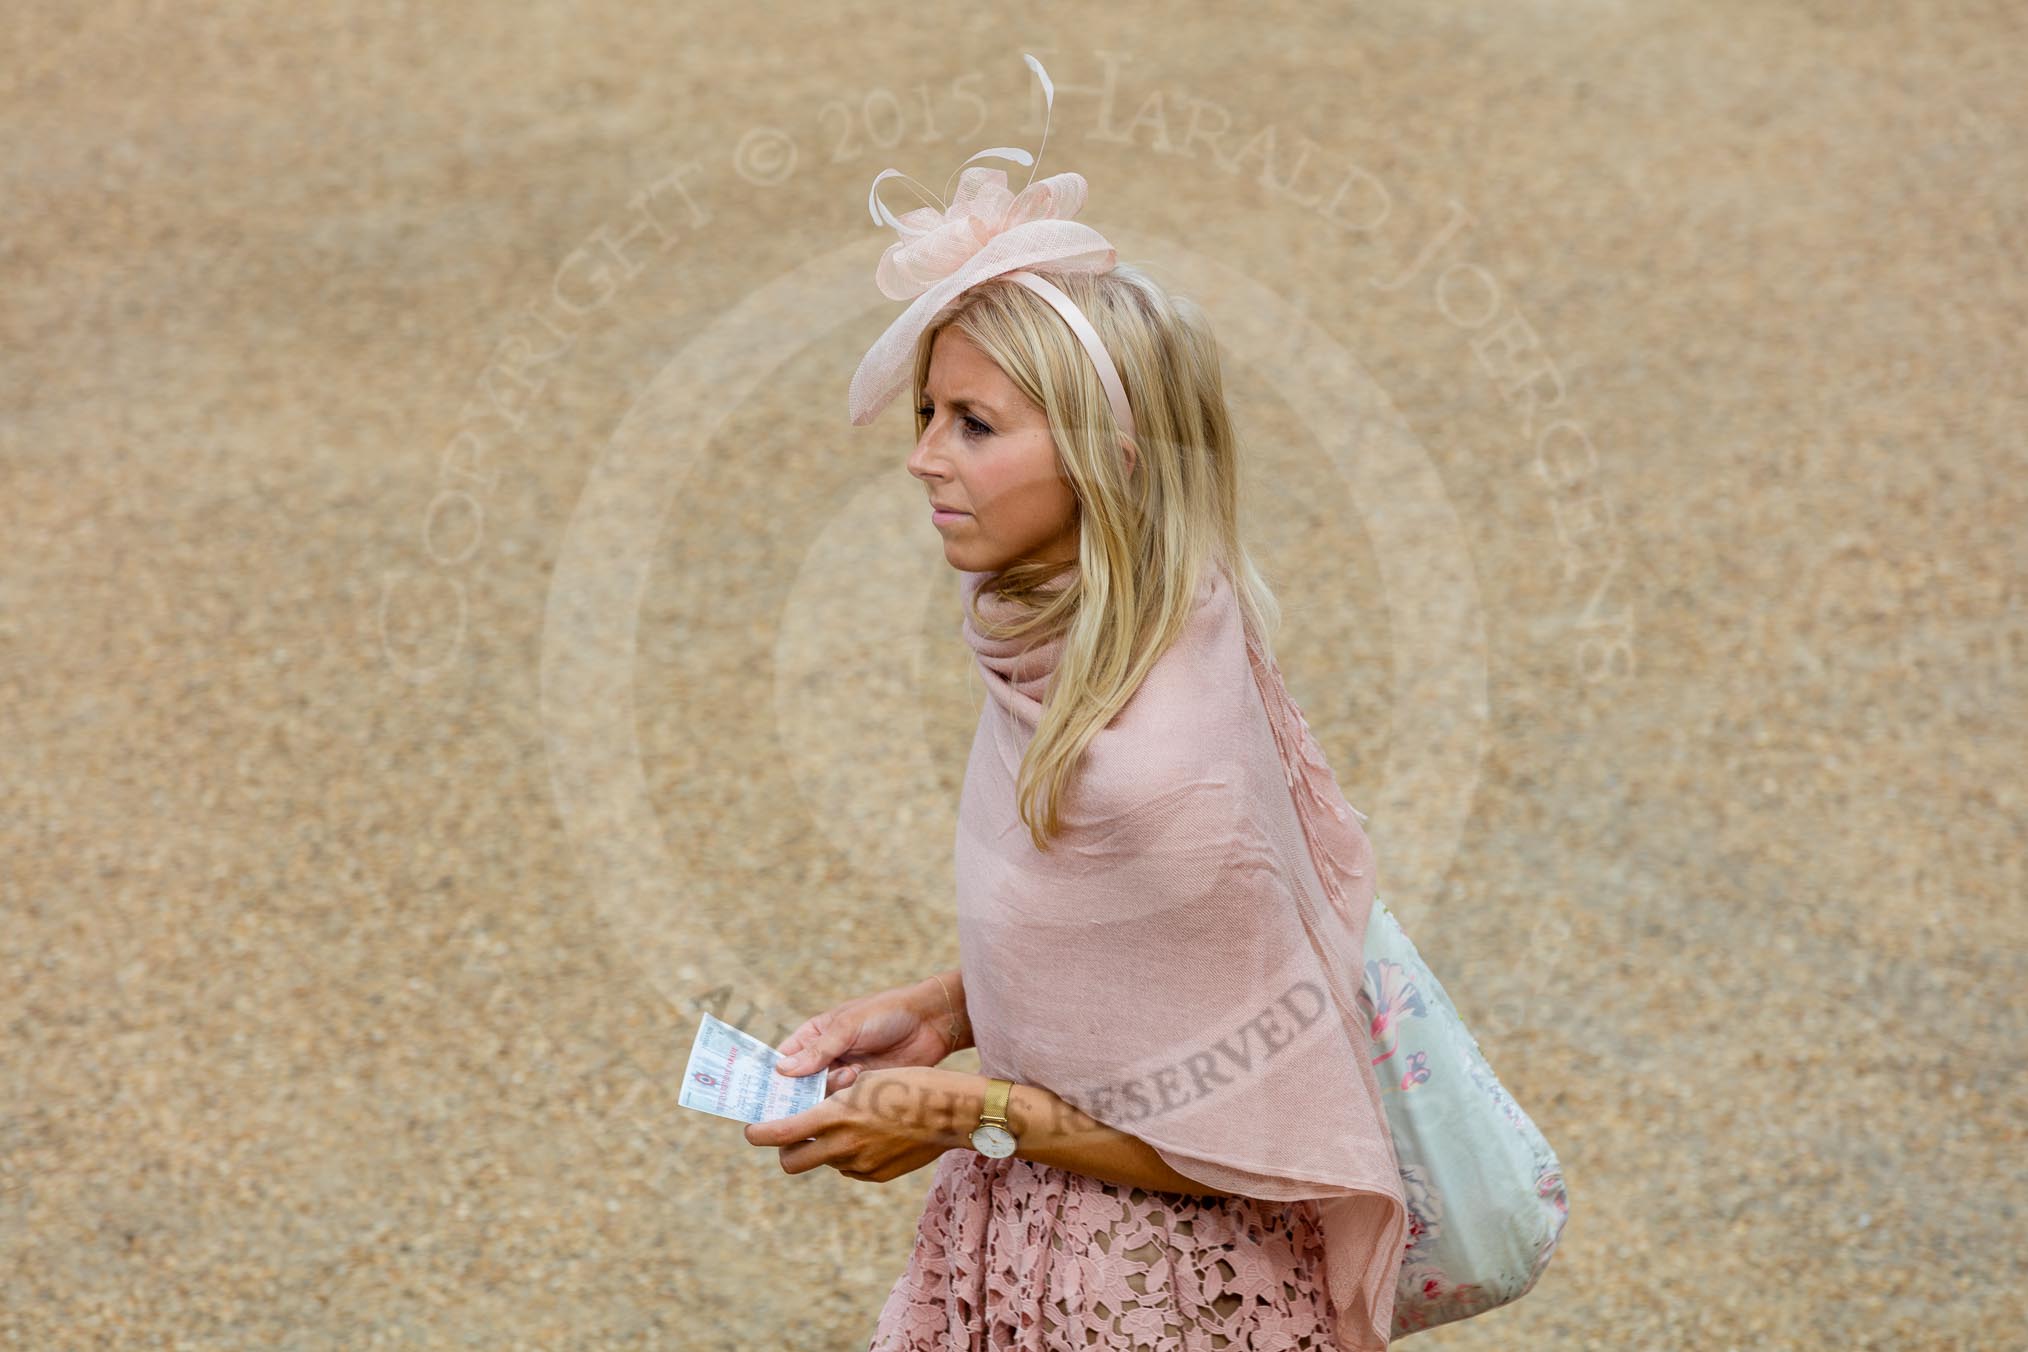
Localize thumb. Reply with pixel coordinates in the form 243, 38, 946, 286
777, 1027, 847, 1075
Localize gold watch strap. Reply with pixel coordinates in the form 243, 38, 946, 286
978, 1076, 1014, 1128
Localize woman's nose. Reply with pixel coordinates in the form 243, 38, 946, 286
908, 426, 947, 478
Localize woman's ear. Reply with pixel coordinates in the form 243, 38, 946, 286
1121, 436, 1138, 478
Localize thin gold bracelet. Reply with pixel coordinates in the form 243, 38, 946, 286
931, 972, 966, 1057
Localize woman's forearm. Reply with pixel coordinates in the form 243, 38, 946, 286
956, 1073, 1236, 1198
902, 983, 1229, 1197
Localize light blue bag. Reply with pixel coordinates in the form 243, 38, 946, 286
1359, 896, 1570, 1338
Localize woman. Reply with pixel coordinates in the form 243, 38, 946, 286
743, 254, 1409, 1350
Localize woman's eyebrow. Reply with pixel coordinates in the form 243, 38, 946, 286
922, 391, 1002, 420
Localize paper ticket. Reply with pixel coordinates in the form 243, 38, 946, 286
679, 1011, 828, 1124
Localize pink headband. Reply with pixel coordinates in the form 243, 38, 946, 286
847, 54, 1139, 452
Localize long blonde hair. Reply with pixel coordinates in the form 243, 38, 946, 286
913, 263, 1285, 852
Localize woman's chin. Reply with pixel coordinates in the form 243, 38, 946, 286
940, 538, 994, 572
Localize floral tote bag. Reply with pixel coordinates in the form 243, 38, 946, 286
1360, 895, 1571, 1338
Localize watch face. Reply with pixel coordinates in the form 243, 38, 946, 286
970, 1124, 1017, 1158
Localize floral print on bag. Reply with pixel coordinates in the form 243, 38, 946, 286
1360, 902, 1571, 1339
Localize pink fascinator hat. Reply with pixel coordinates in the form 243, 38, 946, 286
847, 54, 1138, 450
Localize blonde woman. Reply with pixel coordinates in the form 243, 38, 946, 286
744, 252, 1408, 1351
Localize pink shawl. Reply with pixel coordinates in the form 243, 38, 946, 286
953, 560, 1410, 1351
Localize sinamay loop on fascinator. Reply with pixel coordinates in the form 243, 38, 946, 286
847, 54, 1138, 450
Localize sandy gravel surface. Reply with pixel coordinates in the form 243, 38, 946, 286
3, 3, 2020, 1348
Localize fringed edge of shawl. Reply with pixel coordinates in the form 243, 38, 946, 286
1239, 622, 1370, 914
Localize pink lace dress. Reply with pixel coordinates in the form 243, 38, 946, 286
867, 1147, 1345, 1351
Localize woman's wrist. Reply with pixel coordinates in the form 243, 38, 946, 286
840, 1068, 1230, 1196
983, 1075, 1236, 1198
917, 968, 972, 1057
925, 1068, 987, 1151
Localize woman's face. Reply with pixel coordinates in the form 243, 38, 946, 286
906, 328, 1079, 574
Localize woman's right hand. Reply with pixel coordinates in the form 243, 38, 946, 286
774, 976, 963, 1093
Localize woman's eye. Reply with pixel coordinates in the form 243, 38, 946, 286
917, 406, 990, 438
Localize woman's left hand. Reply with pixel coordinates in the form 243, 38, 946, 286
743, 1066, 981, 1184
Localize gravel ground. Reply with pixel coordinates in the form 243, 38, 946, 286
3, 3, 2021, 1348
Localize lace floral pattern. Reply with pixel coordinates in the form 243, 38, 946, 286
868, 1149, 1347, 1351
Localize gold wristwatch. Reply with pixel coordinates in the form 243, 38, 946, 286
969, 1077, 1018, 1158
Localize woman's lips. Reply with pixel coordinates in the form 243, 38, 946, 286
931, 509, 970, 525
